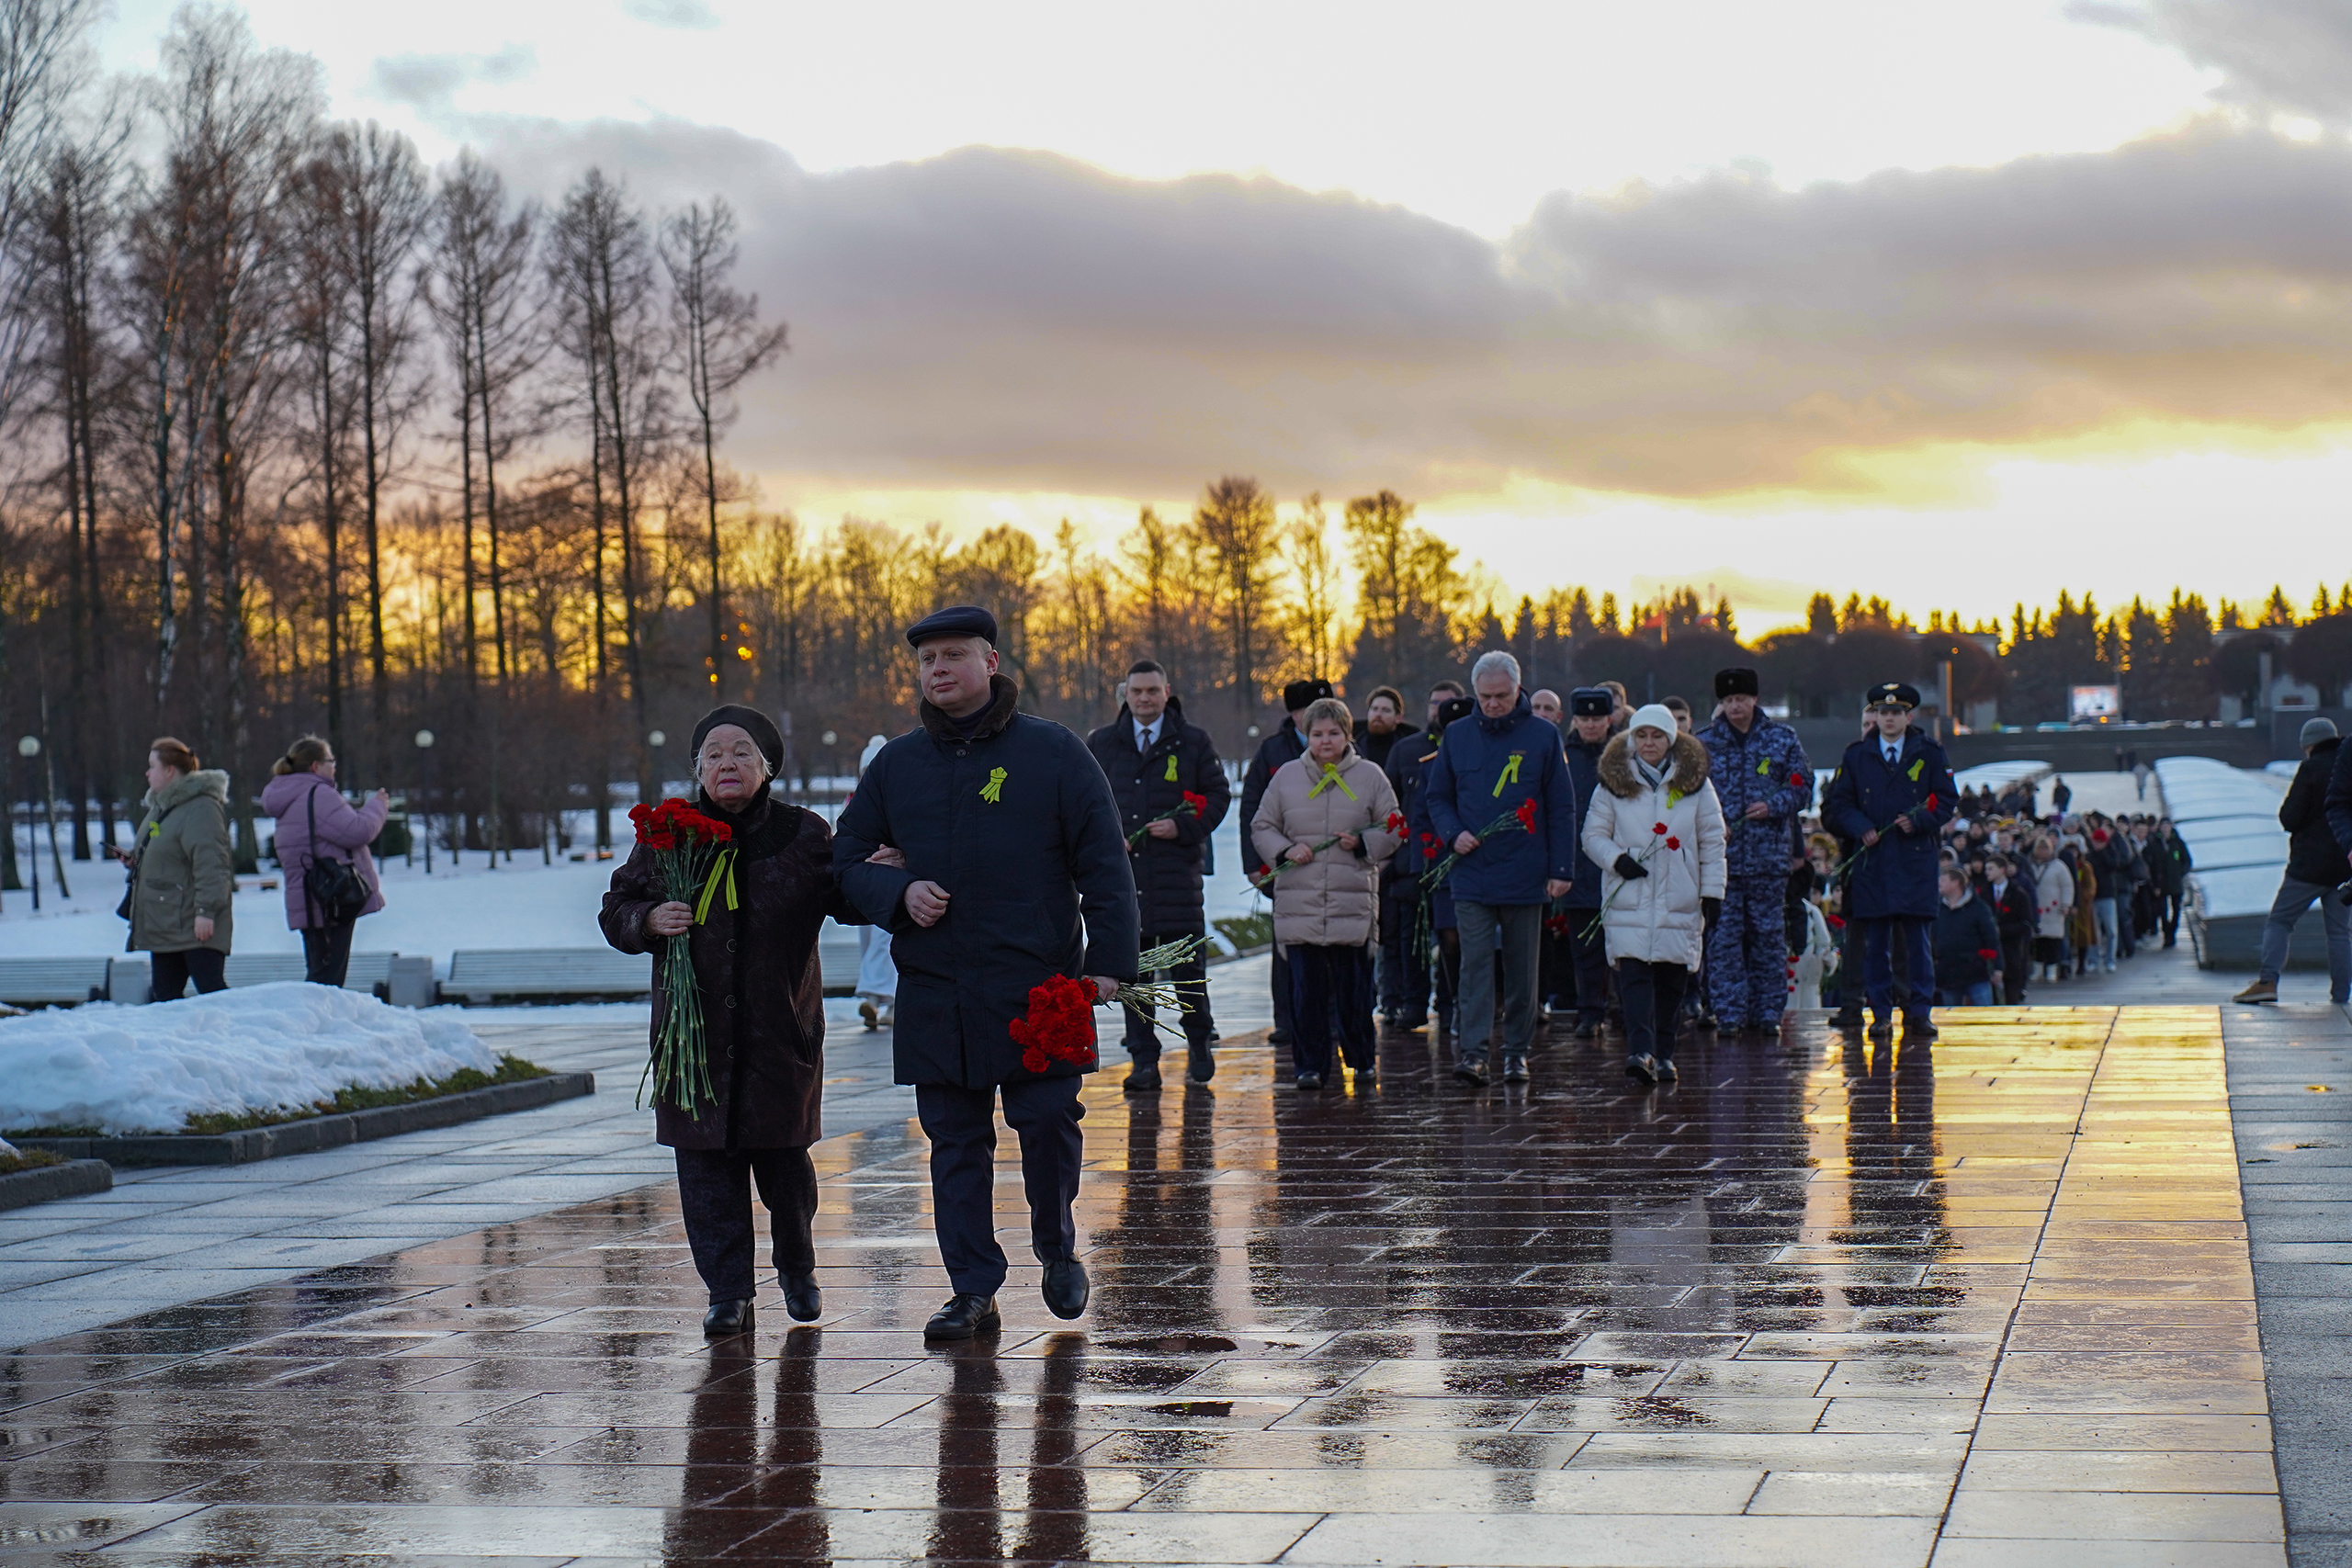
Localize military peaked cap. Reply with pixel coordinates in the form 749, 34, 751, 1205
1866, 681, 1922, 710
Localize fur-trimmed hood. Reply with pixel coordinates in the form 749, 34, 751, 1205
1598, 731, 1710, 800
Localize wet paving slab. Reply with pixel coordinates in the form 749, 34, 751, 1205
0, 1006, 2288, 1564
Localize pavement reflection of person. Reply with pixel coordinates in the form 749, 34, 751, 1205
742, 1326, 831, 1559
1841, 1032, 1950, 1325
667, 1334, 764, 1561
1014, 1334, 1090, 1560
928, 1344, 1005, 1562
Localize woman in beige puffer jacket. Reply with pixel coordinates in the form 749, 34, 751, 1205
1250, 697, 1401, 1089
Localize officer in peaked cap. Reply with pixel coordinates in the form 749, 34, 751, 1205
1694, 667, 1812, 1040
1544, 687, 1616, 1035
834, 604, 1138, 1339
1822, 680, 1954, 1043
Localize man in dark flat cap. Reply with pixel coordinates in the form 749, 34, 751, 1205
833, 604, 1139, 1339
1823, 681, 1955, 1043
1547, 686, 1616, 1037
1696, 667, 1812, 1039
1239, 677, 1334, 1048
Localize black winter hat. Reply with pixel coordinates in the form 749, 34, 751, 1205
690, 704, 785, 775
1437, 695, 1476, 728
1713, 667, 1759, 699
906, 604, 999, 647
1282, 678, 1335, 713
1569, 687, 1613, 716
1867, 681, 1922, 710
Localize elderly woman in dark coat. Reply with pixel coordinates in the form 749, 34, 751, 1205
600, 705, 865, 1337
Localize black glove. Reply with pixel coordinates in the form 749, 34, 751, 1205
1612, 852, 1647, 880
1702, 897, 1722, 924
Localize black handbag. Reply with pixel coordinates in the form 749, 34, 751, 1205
302, 782, 371, 926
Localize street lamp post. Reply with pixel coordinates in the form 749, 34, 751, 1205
15, 736, 40, 911
820, 730, 837, 804
649, 730, 667, 805
414, 728, 435, 874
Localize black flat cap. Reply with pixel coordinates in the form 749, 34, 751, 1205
906, 604, 998, 647
1437, 694, 1476, 728
1569, 686, 1613, 716
691, 704, 784, 774
1282, 678, 1335, 713
1713, 667, 1759, 699
1866, 681, 1921, 710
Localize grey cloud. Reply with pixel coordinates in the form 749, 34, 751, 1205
465, 117, 2352, 500
372, 44, 535, 109
2069, 0, 2352, 122
623, 0, 720, 27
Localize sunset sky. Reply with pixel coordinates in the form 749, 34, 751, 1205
98, 0, 2352, 633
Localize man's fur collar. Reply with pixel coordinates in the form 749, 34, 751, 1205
920, 673, 1021, 743
1598, 730, 1710, 799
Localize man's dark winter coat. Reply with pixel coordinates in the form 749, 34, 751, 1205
1978, 872, 2037, 942
1239, 720, 1307, 876
1932, 890, 2003, 989
1356, 723, 1404, 770
832, 676, 1140, 1089
1824, 726, 1957, 920
1560, 730, 1607, 909
1084, 697, 1230, 936
1383, 724, 1443, 887
601, 789, 863, 1150
2282, 737, 2349, 886
2328, 738, 2352, 871
1423, 694, 1577, 906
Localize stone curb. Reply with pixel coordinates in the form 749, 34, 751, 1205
0, 1157, 115, 1212
13, 1071, 595, 1168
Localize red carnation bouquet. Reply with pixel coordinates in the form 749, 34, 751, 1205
1419, 797, 1538, 896
1581, 816, 1677, 940
1008, 936, 1209, 1073
628, 797, 737, 1114
1128, 790, 1211, 849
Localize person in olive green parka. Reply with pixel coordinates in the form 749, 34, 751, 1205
120, 736, 236, 998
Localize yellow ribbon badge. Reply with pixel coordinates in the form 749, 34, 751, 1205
1308, 761, 1357, 799
1163, 754, 1179, 783
1491, 752, 1523, 797
693, 847, 739, 925
1907, 759, 1923, 782
1757, 759, 1771, 776
980, 766, 1007, 803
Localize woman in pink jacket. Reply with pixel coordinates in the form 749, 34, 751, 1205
258, 735, 390, 987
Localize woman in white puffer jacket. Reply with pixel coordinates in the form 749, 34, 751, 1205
1581, 704, 1728, 1083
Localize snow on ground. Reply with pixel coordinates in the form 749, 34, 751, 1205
0, 982, 499, 1135
3, 800, 1273, 973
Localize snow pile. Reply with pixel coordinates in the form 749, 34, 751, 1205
0, 983, 501, 1135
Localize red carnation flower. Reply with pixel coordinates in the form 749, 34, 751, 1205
1009, 972, 1099, 1074
1182, 791, 1209, 815
1826, 913, 1846, 929
1978, 947, 1998, 962
1790, 772, 1804, 785
1653, 822, 1668, 835
1666, 836, 1680, 851
1513, 799, 1537, 830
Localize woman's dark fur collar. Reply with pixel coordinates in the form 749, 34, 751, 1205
920, 673, 1021, 743
1598, 730, 1711, 799
690, 784, 806, 861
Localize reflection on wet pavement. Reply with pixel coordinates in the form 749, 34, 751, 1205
0, 1008, 2286, 1564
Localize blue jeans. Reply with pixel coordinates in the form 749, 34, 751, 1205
2092, 897, 2118, 970
1937, 981, 1996, 1007
2259, 876, 2352, 1003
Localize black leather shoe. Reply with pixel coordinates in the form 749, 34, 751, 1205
1043, 1257, 1090, 1320
1657, 1056, 1679, 1082
1186, 1039, 1216, 1084
782, 1270, 821, 1323
702, 1298, 754, 1337
923, 1293, 1001, 1339
1452, 1059, 1489, 1087
1295, 1070, 1324, 1090
1502, 1055, 1530, 1083
1395, 1012, 1428, 1032
1574, 1018, 1603, 1040
1904, 1014, 1939, 1040
1124, 1060, 1162, 1092
1867, 1019, 1894, 1042
1831, 1007, 1864, 1031
1626, 1052, 1659, 1083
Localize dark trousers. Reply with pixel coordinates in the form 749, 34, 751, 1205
302, 919, 357, 988
673, 1145, 819, 1303
1286, 942, 1374, 1077
151, 948, 227, 999
1378, 890, 1427, 1018
1999, 931, 2031, 1004
1269, 943, 1295, 1042
1566, 914, 1611, 1022
1122, 926, 1212, 1060
1616, 958, 1689, 1062
1858, 917, 1936, 1021
2163, 888, 2184, 944
915, 1075, 1084, 1299
1433, 928, 1461, 1028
